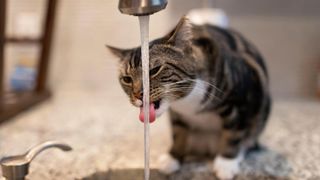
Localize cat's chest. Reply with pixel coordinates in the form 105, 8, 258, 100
170, 80, 222, 130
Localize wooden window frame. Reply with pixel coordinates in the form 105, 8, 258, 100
0, 0, 58, 123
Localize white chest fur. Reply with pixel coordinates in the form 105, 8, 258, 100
170, 79, 222, 131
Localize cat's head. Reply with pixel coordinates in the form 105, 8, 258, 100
107, 17, 198, 117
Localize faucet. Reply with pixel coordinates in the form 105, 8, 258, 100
118, 0, 167, 16
0, 141, 72, 180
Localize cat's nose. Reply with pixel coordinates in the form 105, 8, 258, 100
134, 91, 143, 100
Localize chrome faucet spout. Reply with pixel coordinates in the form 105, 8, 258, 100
0, 141, 72, 180
25, 141, 71, 162
118, 0, 167, 16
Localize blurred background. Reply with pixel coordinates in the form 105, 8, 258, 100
0, 0, 319, 179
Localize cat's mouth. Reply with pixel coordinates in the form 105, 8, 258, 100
137, 99, 161, 109
139, 99, 167, 123
153, 100, 161, 109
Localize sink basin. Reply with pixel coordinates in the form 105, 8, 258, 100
81, 169, 166, 180
81, 148, 291, 180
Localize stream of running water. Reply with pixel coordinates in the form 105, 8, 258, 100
139, 15, 150, 180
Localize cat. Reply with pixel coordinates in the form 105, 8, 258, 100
107, 17, 271, 180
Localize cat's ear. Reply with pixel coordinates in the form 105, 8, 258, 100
165, 16, 193, 47
106, 45, 131, 59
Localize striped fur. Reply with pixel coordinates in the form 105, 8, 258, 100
107, 17, 271, 179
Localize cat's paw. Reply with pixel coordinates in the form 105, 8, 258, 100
158, 154, 180, 174
213, 155, 241, 180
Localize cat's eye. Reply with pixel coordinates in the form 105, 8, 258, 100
150, 66, 163, 77
121, 76, 132, 85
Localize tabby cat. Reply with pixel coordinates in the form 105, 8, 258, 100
107, 17, 271, 180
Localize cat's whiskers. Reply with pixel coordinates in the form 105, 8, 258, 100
161, 84, 222, 103
162, 79, 190, 87
165, 86, 221, 101
185, 79, 223, 94
162, 78, 223, 94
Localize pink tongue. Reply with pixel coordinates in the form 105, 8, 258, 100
139, 103, 156, 123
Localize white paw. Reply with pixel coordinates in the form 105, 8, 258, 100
213, 155, 243, 180
158, 154, 180, 174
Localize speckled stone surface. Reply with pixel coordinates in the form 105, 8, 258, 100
0, 89, 319, 179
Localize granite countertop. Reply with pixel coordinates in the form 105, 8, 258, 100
0, 89, 319, 179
